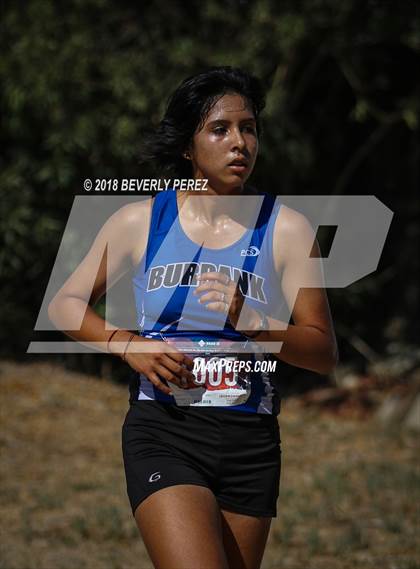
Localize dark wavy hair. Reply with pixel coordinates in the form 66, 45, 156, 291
140, 66, 267, 178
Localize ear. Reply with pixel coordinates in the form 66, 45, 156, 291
183, 151, 191, 160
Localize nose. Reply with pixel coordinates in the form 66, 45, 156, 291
230, 127, 246, 151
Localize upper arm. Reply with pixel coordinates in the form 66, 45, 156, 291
50, 199, 151, 308
274, 206, 336, 336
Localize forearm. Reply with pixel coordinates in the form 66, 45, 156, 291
48, 295, 133, 356
245, 311, 338, 375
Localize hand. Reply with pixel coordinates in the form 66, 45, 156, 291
123, 335, 196, 396
193, 271, 253, 329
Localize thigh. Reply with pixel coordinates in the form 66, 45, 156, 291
135, 484, 229, 569
220, 508, 272, 569
216, 412, 281, 519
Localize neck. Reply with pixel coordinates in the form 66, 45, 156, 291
176, 185, 246, 224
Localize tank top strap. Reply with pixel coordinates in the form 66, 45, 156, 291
240, 192, 277, 274
145, 190, 178, 272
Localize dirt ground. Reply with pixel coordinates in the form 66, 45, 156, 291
0, 361, 418, 569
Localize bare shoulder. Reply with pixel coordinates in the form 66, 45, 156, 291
102, 198, 153, 267
273, 204, 316, 273
113, 198, 152, 225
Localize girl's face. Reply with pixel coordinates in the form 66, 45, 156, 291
186, 93, 259, 193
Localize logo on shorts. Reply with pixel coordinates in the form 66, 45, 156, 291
148, 471, 161, 483
240, 245, 260, 257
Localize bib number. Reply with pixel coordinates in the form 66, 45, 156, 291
193, 356, 238, 389
171, 355, 252, 407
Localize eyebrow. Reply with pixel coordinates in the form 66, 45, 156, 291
207, 118, 256, 126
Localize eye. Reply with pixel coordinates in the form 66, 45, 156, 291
242, 125, 256, 134
213, 126, 227, 135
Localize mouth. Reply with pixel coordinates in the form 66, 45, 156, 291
227, 158, 249, 173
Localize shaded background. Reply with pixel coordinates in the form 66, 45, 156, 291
1, 0, 419, 377
1, 2, 419, 568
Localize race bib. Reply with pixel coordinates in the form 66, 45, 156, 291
172, 354, 252, 407
163, 337, 253, 407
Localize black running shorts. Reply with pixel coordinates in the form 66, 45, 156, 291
121, 400, 281, 518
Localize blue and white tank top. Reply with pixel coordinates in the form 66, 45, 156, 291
131, 189, 285, 415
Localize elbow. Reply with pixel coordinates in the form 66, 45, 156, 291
48, 293, 70, 329
48, 292, 89, 332
48, 296, 60, 327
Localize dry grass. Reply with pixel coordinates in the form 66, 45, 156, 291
0, 361, 418, 569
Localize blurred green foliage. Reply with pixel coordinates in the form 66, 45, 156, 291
1, 0, 419, 376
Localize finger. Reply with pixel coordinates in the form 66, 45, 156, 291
163, 344, 187, 363
197, 272, 231, 285
197, 291, 231, 305
202, 301, 229, 313
155, 364, 190, 389
161, 354, 196, 385
183, 354, 195, 369
164, 348, 194, 371
148, 371, 174, 396
194, 281, 225, 295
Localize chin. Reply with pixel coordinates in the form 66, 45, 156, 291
226, 172, 250, 186
205, 173, 249, 194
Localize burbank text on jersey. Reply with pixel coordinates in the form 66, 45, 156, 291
147, 262, 267, 303
131, 189, 286, 415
